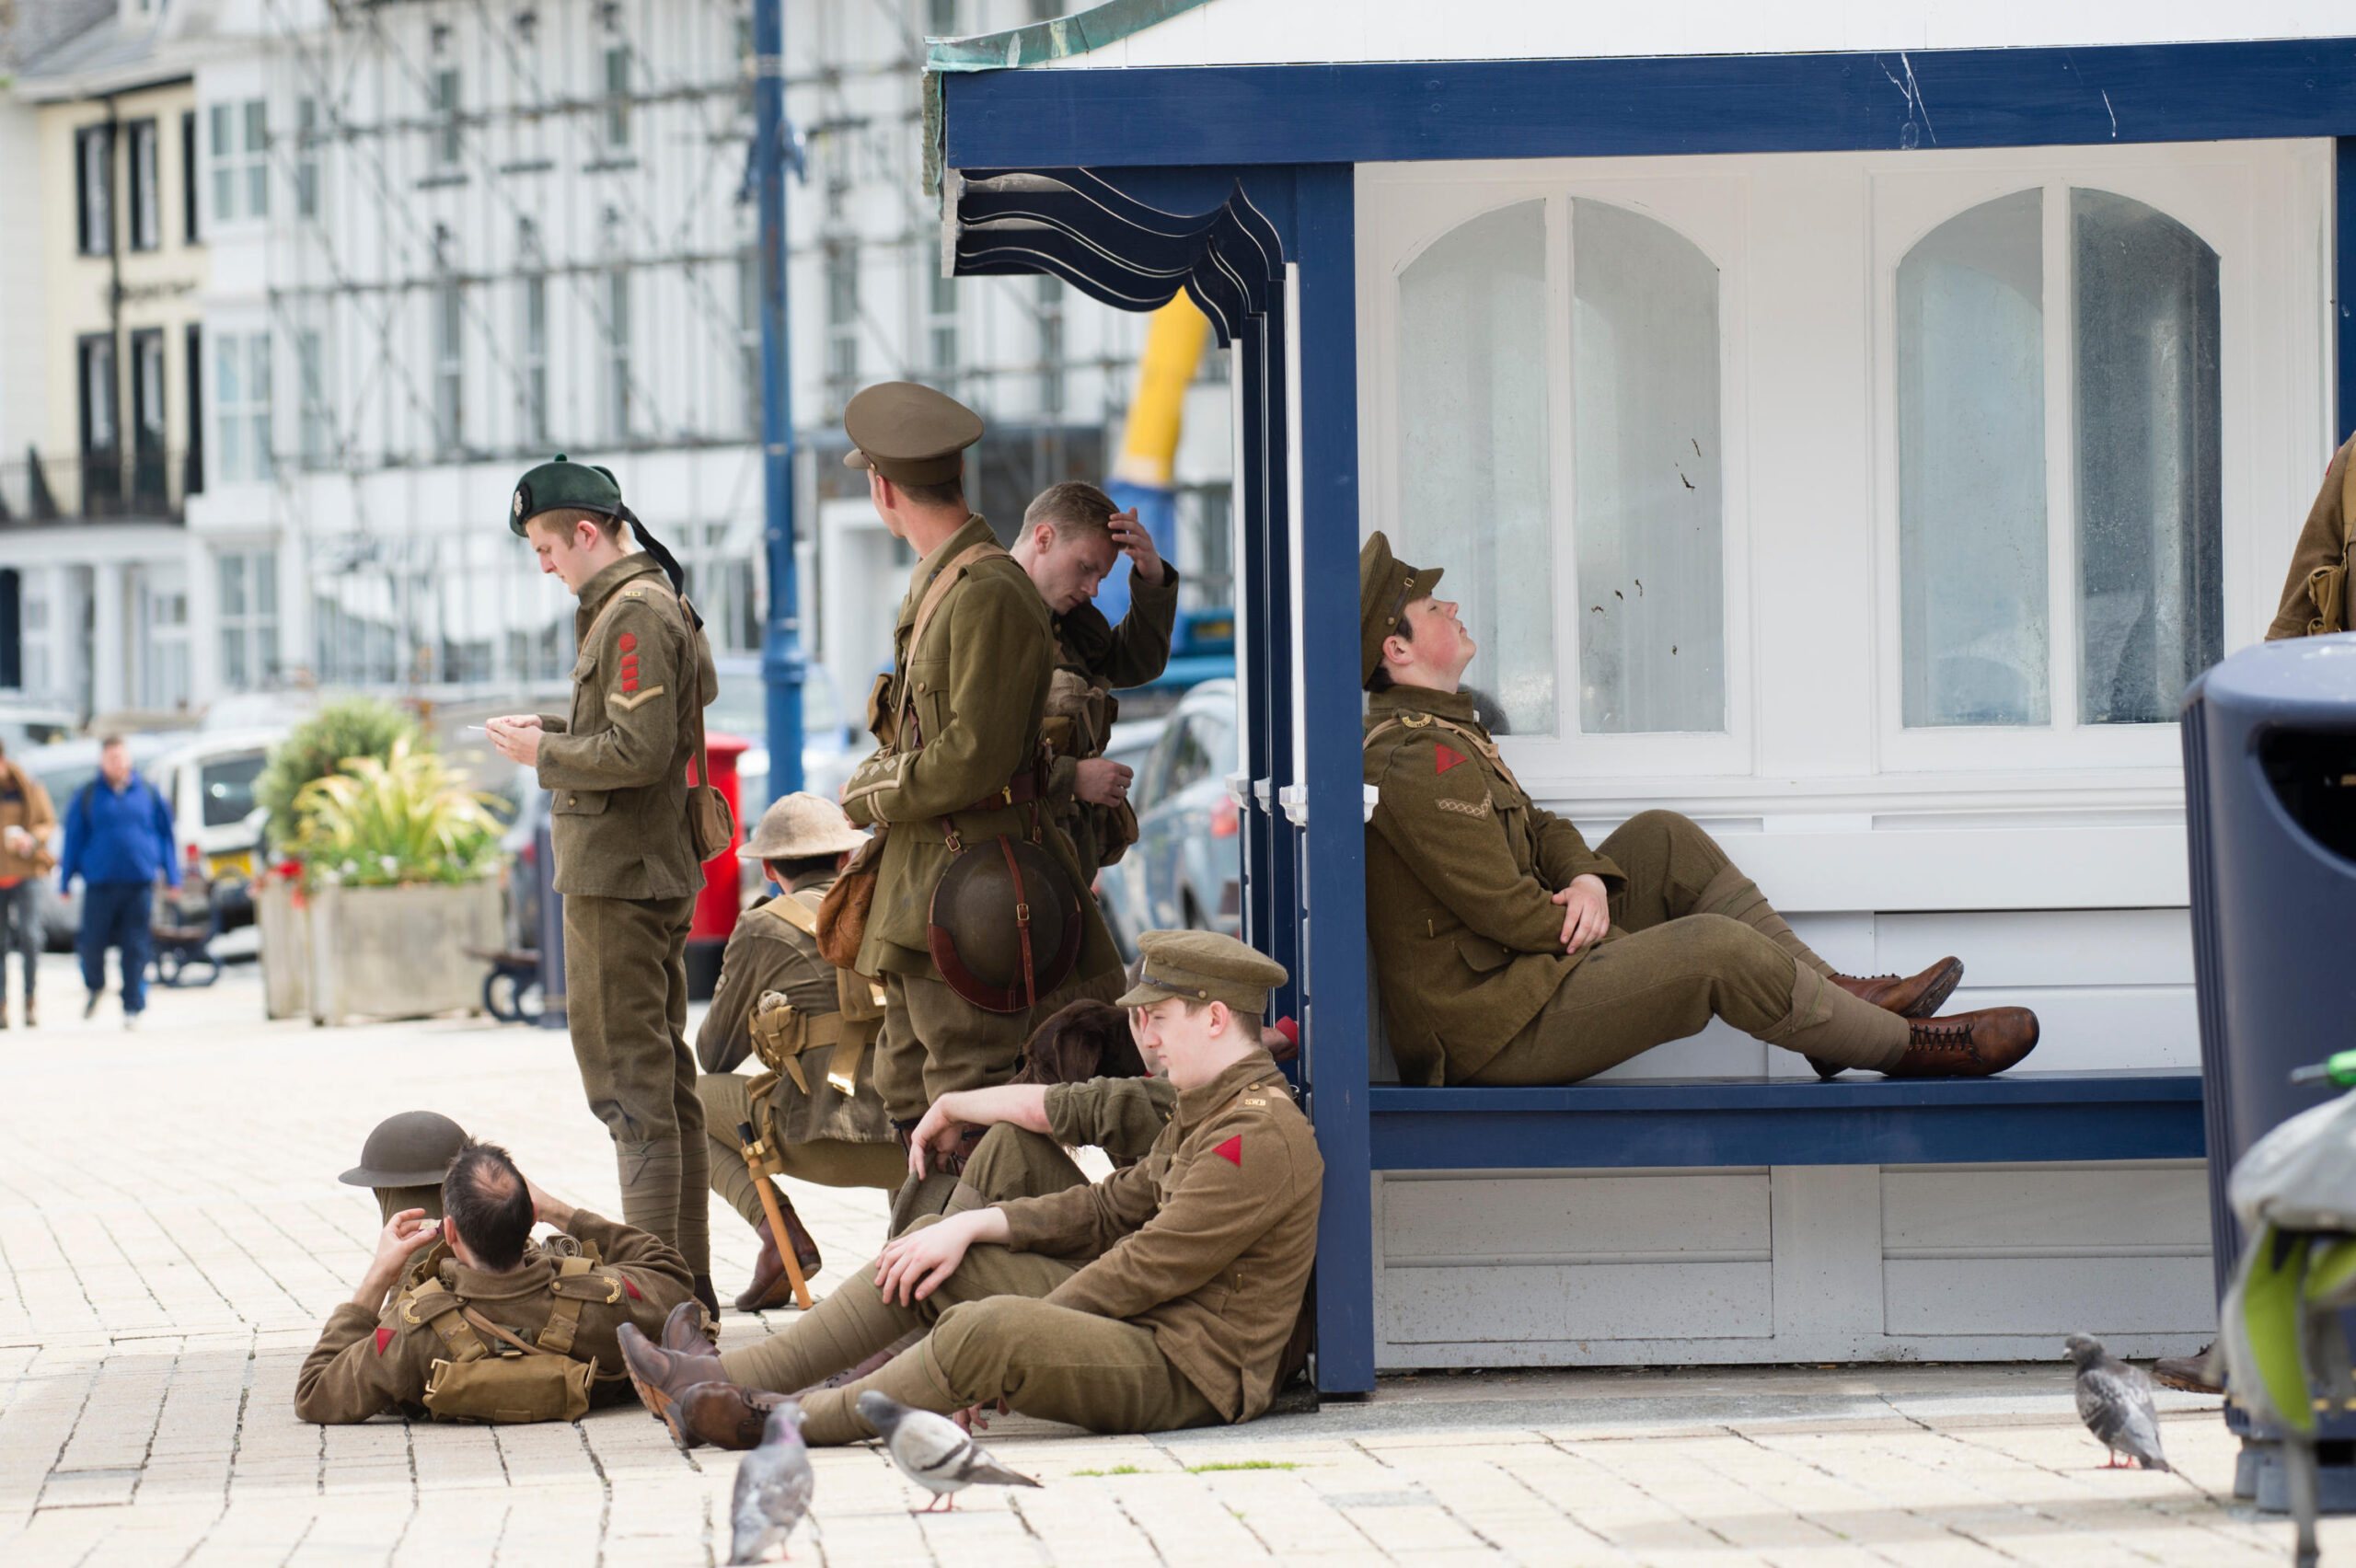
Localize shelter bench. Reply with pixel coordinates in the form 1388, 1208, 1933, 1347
1366, 1068, 2205, 1170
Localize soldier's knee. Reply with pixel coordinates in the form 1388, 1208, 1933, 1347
928, 1297, 1025, 1385
1680, 912, 1778, 972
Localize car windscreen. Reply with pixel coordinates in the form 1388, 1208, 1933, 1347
201, 753, 269, 827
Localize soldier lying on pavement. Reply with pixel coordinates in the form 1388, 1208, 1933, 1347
694, 792, 900, 1310
295, 1142, 699, 1424
1357, 531, 2039, 1086
615, 930, 1322, 1450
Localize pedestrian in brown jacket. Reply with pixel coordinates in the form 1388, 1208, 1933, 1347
0, 740, 57, 1028
2268, 435, 2356, 639
1358, 531, 2040, 1086
294, 1143, 695, 1424
614, 930, 1322, 1450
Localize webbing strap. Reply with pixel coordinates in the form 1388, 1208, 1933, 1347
536, 1257, 602, 1356
896, 541, 1008, 749
760, 891, 825, 939
400, 1286, 489, 1363
1362, 711, 1528, 796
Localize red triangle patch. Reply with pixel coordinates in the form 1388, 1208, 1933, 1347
1435, 744, 1465, 774
1214, 1135, 1242, 1167
374, 1327, 393, 1356
623, 1278, 641, 1300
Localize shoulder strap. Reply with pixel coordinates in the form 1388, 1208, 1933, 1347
537, 1255, 624, 1355
897, 542, 1011, 744
580, 568, 720, 794
398, 1283, 490, 1363
762, 889, 824, 938
1361, 712, 1526, 796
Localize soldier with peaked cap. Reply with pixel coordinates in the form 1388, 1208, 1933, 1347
694, 791, 899, 1311
824, 383, 1121, 1210
1357, 531, 2041, 1088
615, 928, 1322, 1450
486, 455, 722, 1320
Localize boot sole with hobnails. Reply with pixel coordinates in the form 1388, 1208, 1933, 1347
617, 1320, 727, 1450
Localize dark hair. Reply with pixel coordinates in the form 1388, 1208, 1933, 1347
1022, 480, 1117, 541
892, 476, 965, 510
765, 852, 837, 884
1364, 664, 1395, 694
442, 1143, 536, 1271
1012, 999, 1149, 1085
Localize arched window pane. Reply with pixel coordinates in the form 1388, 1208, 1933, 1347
1396, 200, 1553, 734
1899, 189, 2050, 728
2073, 189, 2223, 723
1572, 199, 1723, 733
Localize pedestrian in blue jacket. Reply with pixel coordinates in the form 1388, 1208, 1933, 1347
58, 736, 179, 1028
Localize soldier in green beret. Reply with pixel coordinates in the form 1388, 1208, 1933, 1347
1357, 531, 2041, 1087
615, 928, 1323, 1450
825, 384, 1121, 1210
486, 455, 722, 1318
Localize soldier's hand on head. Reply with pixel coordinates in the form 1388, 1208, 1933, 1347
1108, 507, 1165, 585
355, 1208, 441, 1309
1074, 757, 1134, 807
1553, 873, 1611, 955
524, 1179, 574, 1231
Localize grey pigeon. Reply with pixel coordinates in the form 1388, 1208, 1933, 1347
729, 1401, 813, 1563
2065, 1333, 2171, 1471
856, 1390, 1042, 1511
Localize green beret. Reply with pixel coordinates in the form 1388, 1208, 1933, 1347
1116, 929, 1288, 1016
510, 454, 624, 537
842, 381, 983, 487
1359, 530, 1445, 686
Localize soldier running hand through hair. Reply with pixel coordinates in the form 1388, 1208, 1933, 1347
351, 1208, 443, 1310
1105, 506, 1166, 586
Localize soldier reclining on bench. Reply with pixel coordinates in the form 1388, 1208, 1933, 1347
1357, 531, 2039, 1087
614, 930, 1322, 1449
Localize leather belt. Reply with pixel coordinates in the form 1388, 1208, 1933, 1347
961, 769, 1043, 813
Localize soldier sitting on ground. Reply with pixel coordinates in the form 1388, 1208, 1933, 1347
295, 1142, 698, 1424
613, 930, 1322, 1451
1357, 531, 2039, 1087
694, 792, 898, 1311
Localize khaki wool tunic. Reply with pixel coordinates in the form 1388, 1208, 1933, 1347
1363, 685, 1627, 1086
995, 1049, 1323, 1424
838, 513, 1117, 983
2269, 434, 2356, 640
293, 1210, 696, 1424
536, 554, 717, 900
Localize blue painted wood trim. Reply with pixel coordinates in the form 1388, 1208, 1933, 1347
2339, 139, 2356, 444
941, 40, 2356, 170
1370, 1072, 2206, 1170
1292, 164, 1374, 1399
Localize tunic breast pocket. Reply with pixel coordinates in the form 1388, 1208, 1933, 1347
904, 657, 951, 748
1455, 932, 1513, 973
569, 648, 602, 732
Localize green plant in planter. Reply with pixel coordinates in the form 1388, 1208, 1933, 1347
257, 698, 420, 848
290, 736, 505, 888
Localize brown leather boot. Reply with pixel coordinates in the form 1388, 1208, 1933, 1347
2154, 1343, 2222, 1395
1832, 958, 1963, 1018
618, 1320, 732, 1449
676, 1380, 793, 1450
733, 1204, 825, 1312
660, 1298, 717, 1354
1883, 1008, 2040, 1078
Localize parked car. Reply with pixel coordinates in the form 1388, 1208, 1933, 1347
1103, 606, 1236, 723
21, 732, 179, 949
1093, 679, 1240, 960
145, 728, 286, 935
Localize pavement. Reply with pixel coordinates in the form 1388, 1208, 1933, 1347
0, 952, 2333, 1566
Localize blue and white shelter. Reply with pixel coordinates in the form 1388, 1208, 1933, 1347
926, 0, 2353, 1392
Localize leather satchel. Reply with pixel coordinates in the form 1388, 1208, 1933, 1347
814, 830, 882, 970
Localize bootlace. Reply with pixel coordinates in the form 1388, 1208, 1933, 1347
1907, 1017, 1978, 1055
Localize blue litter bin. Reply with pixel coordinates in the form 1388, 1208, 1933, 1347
2182, 630, 2356, 1504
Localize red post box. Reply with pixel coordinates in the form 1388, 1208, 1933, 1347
686, 731, 750, 1002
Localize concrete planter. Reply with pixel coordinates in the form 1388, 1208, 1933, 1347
255, 877, 310, 1020
301, 880, 501, 1025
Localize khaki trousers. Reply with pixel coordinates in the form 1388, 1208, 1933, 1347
695, 1073, 908, 1231
564, 892, 710, 1274
1468, 811, 1908, 1086
719, 1220, 1218, 1445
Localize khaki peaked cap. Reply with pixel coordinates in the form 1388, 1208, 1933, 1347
1117, 929, 1288, 1016
841, 381, 984, 486
509, 454, 624, 536
339, 1111, 472, 1188
1359, 531, 1445, 686
745, 791, 868, 860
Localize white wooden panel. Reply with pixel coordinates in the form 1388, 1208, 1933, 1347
1382, 1170, 1769, 1264
1382, 1261, 1773, 1343
1588, 1020, 1764, 1080
1877, 908, 2192, 987
1703, 826, 2188, 912
1771, 1165, 1885, 1343
1882, 1162, 2211, 1254
1884, 1257, 2215, 1336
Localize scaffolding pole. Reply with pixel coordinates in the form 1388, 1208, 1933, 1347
756, 0, 803, 805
